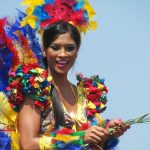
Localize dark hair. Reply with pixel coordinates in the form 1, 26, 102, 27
42, 21, 81, 128
43, 21, 81, 50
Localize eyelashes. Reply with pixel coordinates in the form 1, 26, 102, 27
65, 45, 76, 51
50, 45, 59, 51
50, 44, 76, 52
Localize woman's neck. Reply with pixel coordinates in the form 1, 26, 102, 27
49, 71, 69, 88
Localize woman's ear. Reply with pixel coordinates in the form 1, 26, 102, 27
43, 49, 47, 57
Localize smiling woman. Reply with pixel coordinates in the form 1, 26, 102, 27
0, 0, 130, 150
17, 19, 129, 150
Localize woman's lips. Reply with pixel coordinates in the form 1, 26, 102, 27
56, 60, 68, 68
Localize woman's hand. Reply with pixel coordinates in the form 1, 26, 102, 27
106, 119, 130, 137
83, 126, 109, 145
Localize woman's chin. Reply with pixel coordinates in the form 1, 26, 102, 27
54, 67, 69, 75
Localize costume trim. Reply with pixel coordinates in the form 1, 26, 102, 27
76, 74, 108, 126
7, 63, 53, 112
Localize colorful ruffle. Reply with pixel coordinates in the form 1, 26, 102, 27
76, 74, 108, 126
6, 63, 53, 112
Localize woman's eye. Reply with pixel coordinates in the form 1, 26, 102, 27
65, 45, 76, 52
50, 45, 60, 51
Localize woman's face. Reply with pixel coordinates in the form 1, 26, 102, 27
45, 32, 78, 76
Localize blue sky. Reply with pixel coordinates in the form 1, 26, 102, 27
0, 0, 150, 149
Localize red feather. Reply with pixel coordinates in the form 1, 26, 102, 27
0, 18, 20, 70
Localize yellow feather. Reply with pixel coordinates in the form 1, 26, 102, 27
53, 134, 79, 142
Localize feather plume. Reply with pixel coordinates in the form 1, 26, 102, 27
0, 18, 20, 92
25, 25, 43, 65
6, 10, 43, 66
16, 31, 38, 64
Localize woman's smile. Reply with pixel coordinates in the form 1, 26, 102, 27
56, 59, 69, 68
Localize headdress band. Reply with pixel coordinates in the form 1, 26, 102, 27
21, 0, 97, 33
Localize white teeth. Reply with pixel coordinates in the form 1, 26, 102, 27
57, 60, 68, 64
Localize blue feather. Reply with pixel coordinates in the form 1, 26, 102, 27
33, 6, 50, 21
54, 141, 84, 150
83, 10, 88, 23
0, 47, 13, 93
104, 137, 119, 150
44, 0, 54, 5
0, 132, 11, 150
16, 9, 27, 21
73, 0, 84, 11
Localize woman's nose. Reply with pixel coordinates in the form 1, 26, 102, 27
58, 48, 67, 57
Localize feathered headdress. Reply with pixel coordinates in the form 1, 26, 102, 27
20, 0, 97, 33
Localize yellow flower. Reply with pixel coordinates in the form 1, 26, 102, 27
35, 68, 44, 74
34, 83, 39, 88
35, 76, 44, 82
83, 88, 88, 94
47, 76, 52, 82
45, 87, 50, 92
37, 92, 40, 96
87, 101, 96, 109
100, 103, 105, 109
98, 83, 104, 90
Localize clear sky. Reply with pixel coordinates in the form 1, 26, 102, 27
0, 0, 150, 149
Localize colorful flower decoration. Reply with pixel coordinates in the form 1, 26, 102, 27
76, 74, 108, 126
6, 63, 53, 112
21, 0, 97, 32
50, 127, 85, 149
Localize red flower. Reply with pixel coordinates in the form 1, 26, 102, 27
16, 94, 24, 102
104, 86, 108, 93
34, 100, 43, 107
9, 71, 16, 77
9, 80, 19, 88
22, 63, 39, 74
87, 93, 100, 101
29, 77, 35, 86
93, 101, 100, 106
41, 70, 48, 78
56, 127, 73, 135
81, 122, 90, 130
83, 79, 92, 88
86, 110, 93, 117
88, 86, 100, 93
6, 86, 11, 91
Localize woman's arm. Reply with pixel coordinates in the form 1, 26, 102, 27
18, 96, 41, 150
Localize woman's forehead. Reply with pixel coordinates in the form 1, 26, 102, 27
52, 33, 75, 44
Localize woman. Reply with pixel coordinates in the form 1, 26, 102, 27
17, 21, 129, 150
0, 0, 129, 149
